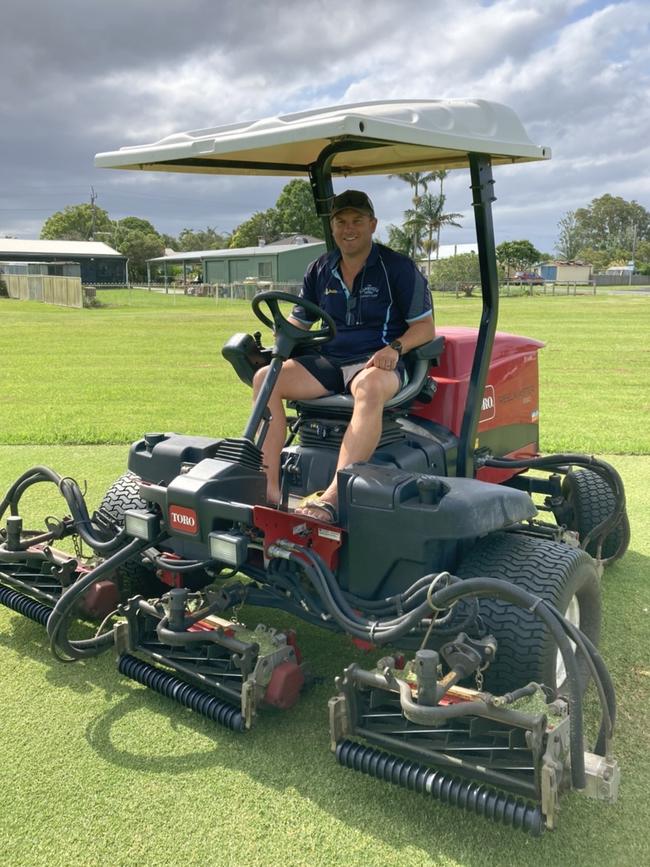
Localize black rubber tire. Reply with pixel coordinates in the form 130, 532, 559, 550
561, 469, 630, 562
456, 533, 601, 695
97, 472, 159, 597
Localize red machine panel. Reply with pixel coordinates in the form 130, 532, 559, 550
253, 505, 344, 570
411, 326, 544, 482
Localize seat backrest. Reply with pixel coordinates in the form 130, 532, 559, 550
290, 335, 445, 417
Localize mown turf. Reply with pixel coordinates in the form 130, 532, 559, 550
0, 290, 649, 866
1, 289, 648, 452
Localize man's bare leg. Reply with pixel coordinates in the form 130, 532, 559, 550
295, 367, 400, 520
252, 360, 329, 504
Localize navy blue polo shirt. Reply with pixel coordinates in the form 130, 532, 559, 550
292, 242, 433, 362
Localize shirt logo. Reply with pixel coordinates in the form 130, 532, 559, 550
325, 287, 338, 295
360, 284, 379, 298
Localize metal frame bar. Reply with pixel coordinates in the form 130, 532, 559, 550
457, 154, 500, 478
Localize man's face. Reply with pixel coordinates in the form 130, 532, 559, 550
331, 209, 377, 258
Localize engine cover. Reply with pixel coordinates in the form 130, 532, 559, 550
336, 463, 537, 598
129, 432, 224, 484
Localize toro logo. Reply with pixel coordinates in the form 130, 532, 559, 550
479, 384, 496, 423
169, 505, 199, 534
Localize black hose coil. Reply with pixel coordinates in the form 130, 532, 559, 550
0, 586, 51, 627
118, 654, 245, 732
335, 739, 544, 836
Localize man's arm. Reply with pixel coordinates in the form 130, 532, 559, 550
392, 315, 436, 354
365, 315, 435, 369
290, 258, 322, 330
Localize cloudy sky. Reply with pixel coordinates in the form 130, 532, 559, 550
2, 0, 649, 254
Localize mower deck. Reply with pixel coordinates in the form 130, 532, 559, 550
329, 658, 619, 835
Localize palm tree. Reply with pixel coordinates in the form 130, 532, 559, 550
390, 171, 438, 255
402, 208, 426, 258
434, 171, 449, 258
386, 223, 415, 257
390, 171, 438, 199
415, 192, 463, 275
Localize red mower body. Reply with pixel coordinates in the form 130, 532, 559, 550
410, 327, 545, 483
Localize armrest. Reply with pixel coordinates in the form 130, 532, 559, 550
408, 335, 446, 362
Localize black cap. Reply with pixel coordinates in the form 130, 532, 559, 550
329, 189, 375, 218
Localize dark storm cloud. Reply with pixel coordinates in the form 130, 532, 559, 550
2, 0, 240, 86
1, 0, 396, 237
2, 0, 649, 252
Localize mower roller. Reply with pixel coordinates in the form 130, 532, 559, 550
0, 100, 629, 834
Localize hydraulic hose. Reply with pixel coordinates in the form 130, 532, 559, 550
58, 477, 130, 553
295, 543, 478, 638
0, 466, 128, 554
285, 542, 433, 628
483, 453, 626, 557
342, 584, 478, 636
545, 600, 616, 753
265, 562, 325, 616
271, 542, 462, 645
155, 617, 256, 655
265, 558, 442, 624
344, 572, 459, 613
0, 466, 63, 521
46, 536, 153, 662
149, 554, 215, 573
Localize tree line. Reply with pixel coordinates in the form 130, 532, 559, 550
555, 194, 650, 273
39, 180, 650, 282
39, 180, 324, 280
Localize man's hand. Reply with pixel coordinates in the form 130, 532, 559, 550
366, 345, 400, 371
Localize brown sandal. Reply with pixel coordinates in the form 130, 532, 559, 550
294, 499, 338, 524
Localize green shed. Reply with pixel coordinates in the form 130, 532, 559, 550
147, 239, 325, 288
205, 241, 325, 284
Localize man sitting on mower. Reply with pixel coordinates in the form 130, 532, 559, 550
252, 189, 436, 522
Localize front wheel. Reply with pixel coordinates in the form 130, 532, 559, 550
96, 472, 159, 597
456, 533, 601, 695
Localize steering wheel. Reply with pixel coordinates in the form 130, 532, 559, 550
251, 290, 336, 350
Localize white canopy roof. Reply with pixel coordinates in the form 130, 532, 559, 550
0, 239, 122, 257
95, 99, 550, 177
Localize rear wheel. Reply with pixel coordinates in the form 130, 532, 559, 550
96, 472, 159, 597
457, 533, 601, 695
561, 469, 630, 562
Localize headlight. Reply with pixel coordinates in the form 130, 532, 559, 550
124, 509, 160, 542
209, 531, 248, 567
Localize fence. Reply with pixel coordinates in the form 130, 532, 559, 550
213, 281, 301, 300
120, 281, 303, 299
503, 281, 597, 297
593, 274, 649, 286
77, 279, 648, 305
3, 274, 83, 308
434, 280, 600, 298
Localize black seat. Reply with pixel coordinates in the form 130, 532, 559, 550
289, 336, 445, 418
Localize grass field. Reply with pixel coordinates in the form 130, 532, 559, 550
1, 290, 649, 866
1, 288, 648, 453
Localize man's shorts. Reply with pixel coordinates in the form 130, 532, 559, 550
293, 350, 407, 394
